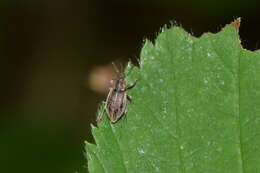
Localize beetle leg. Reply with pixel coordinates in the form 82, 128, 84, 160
121, 108, 128, 123
96, 101, 106, 123
125, 78, 139, 90
127, 94, 132, 102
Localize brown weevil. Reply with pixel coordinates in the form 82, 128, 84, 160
97, 62, 138, 123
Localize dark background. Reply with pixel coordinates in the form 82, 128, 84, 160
1, 0, 259, 172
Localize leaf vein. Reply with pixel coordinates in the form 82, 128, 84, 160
211, 42, 236, 78
238, 54, 245, 173
108, 123, 128, 173
173, 72, 185, 173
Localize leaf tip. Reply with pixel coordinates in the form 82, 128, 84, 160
229, 17, 241, 32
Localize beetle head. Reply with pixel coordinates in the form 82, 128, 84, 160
114, 78, 126, 91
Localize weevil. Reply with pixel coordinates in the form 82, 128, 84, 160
97, 63, 138, 123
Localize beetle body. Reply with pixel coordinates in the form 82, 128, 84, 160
105, 78, 129, 123
96, 65, 138, 123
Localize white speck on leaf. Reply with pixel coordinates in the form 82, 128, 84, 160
138, 148, 145, 155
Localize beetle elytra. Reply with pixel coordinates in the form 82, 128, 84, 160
97, 62, 138, 123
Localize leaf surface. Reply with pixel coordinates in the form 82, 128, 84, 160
85, 19, 260, 173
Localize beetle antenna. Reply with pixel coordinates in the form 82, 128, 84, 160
112, 62, 120, 74
120, 63, 123, 73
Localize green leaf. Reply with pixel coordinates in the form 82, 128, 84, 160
85, 19, 260, 173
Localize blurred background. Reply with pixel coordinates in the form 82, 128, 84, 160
1, 0, 259, 172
